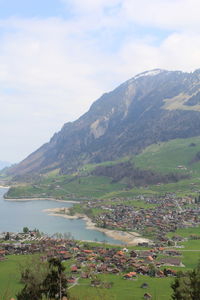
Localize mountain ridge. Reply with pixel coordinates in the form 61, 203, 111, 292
7, 68, 200, 178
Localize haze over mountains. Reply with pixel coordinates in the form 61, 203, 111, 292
8, 69, 200, 177
0, 161, 11, 171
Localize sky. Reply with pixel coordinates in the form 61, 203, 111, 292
1, 0, 200, 163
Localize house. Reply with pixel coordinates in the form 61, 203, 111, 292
160, 257, 182, 266
156, 270, 164, 277
144, 293, 152, 299
123, 272, 137, 279
146, 256, 154, 262
130, 250, 137, 258
67, 277, 76, 284
70, 265, 78, 273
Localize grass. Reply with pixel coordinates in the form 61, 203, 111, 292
181, 249, 200, 269
132, 136, 200, 176
1, 234, 200, 299
69, 274, 173, 300
0, 253, 175, 299
102, 177, 200, 199
7, 136, 200, 200
0, 255, 28, 298
181, 239, 200, 251
167, 226, 200, 238
101, 188, 158, 199
7, 175, 126, 200
166, 226, 200, 269
104, 199, 157, 209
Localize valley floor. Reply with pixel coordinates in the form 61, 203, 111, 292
1, 229, 200, 300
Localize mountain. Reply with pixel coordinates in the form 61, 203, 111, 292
7, 68, 200, 178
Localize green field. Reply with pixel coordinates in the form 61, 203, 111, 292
7, 175, 126, 200
168, 226, 200, 239
7, 136, 200, 200
133, 136, 200, 176
0, 255, 27, 298
69, 275, 173, 300
0, 254, 175, 300
1, 226, 200, 300
2, 241, 200, 300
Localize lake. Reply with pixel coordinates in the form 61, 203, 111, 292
0, 188, 122, 244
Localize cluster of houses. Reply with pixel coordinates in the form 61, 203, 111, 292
78, 194, 200, 244
0, 233, 183, 280
2, 193, 199, 299
0, 229, 189, 300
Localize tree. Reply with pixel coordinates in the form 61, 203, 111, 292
43, 258, 68, 300
148, 263, 156, 277
17, 257, 68, 300
171, 262, 200, 300
171, 276, 189, 300
17, 256, 49, 300
189, 263, 200, 300
4, 232, 10, 240
16, 280, 43, 300
23, 227, 29, 234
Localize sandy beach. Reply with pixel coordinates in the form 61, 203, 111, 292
0, 185, 10, 189
44, 207, 151, 246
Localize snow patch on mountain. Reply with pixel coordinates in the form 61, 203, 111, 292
134, 69, 165, 80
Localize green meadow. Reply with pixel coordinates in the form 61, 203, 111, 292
7, 136, 200, 200
1, 225, 200, 299
0, 255, 27, 298
133, 136, 200, 176
0, 254, 175, 300
69, 275, 173, 300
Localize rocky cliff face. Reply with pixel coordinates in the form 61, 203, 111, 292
8, 68, 200, 177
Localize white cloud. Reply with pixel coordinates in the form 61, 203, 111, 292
121, 0, 200, 31
114, 32, 200, 77
1, 0, 200, 162
60, 0, 200, 32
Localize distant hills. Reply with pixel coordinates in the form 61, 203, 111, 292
0, 161, 11, 171
7, 68, 200, 179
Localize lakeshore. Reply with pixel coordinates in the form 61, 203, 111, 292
5, 197, 79, 204
0, 188, 122, 244
44, 207, 150, 246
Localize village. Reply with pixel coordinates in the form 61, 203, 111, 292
0, 228, 188, 283
1, 194, 200, 299
68, 194, 200, 245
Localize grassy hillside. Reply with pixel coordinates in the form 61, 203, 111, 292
133, 136, 200, 176
6, 136, 200, 200
6, 175, 126, 200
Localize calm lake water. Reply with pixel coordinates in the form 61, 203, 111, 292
0, 188, 121, 244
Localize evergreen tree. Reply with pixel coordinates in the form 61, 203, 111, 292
43, 258, 68, 299
17, 257, 68, 300
189, 263, 200, 300
4, 232, 10, 240
16, 283, 43, 300
171, 262, 200, 300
